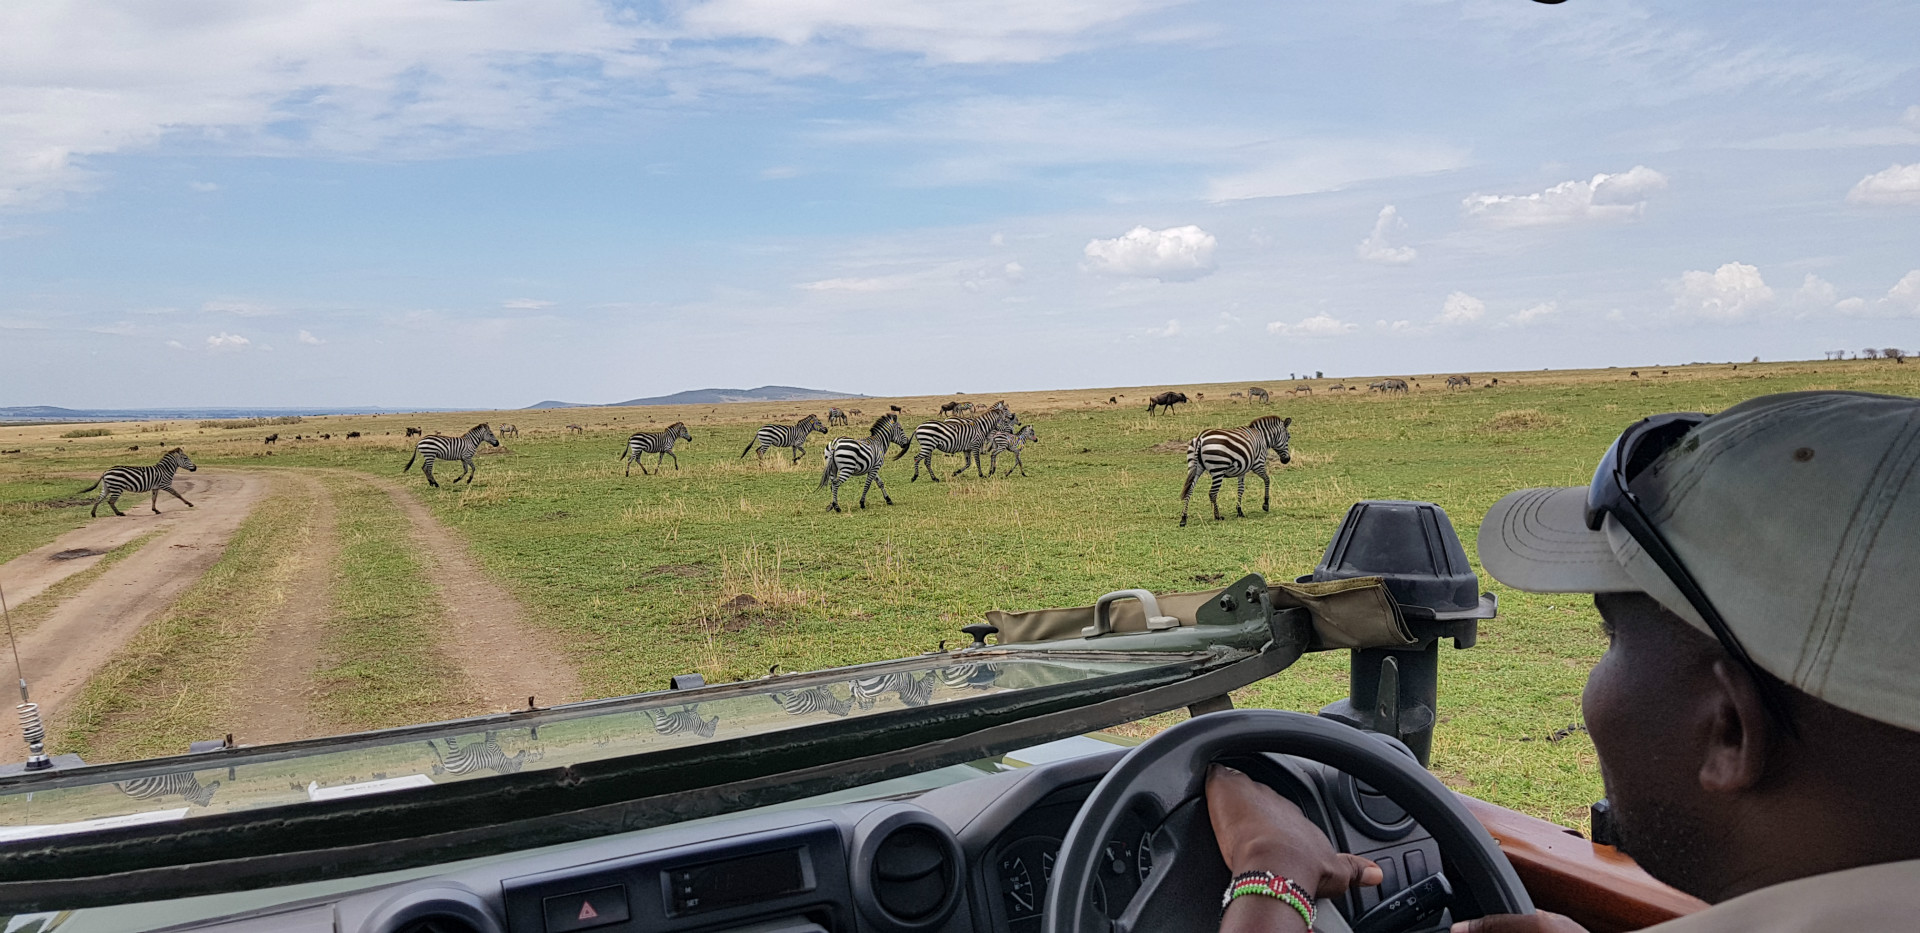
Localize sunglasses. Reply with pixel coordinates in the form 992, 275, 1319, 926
1586, 412, 1797, 735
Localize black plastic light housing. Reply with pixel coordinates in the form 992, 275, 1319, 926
1308, 500, 1485, 619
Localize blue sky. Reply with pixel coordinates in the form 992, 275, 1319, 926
2, 0, 1917, 409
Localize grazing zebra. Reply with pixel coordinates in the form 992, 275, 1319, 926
985, 424, 1038, 477
740, 415, 825, 464
1179, 415, 1293, 527
1248, 386, 1271, 403
499, 423, 520, 438
427, 732, 531, 776
772, 686, 854, 717
622, 422, 694, 476
1383, 378, 1410, 394
79, 447, 197, 517
115, 771, 220, 807
909, 408, 1017, 482
938, 662, 1000, 690
852, 672, 937, 709
403, 423, 499, 487
647, 705, 719, 738
1446, 375, 1471, 390
818, 414, 912, 512
566, 424, 583, 434
827, 407, 848, 426
1292, 384, 1312, 396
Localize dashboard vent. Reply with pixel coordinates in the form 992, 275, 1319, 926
392, 918, 484, 933
872, 825, 954, 922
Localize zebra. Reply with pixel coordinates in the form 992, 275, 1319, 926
427, 732, 532, 776
938, 662, 1000, 690
1292, 384, 1312, 396
79, 447, 197, 517
818, 414, 912, 512
827, 407, 848, 427
909, 408, 1017, 482
622, 422, 694, 476
985, 424, 1038, 477
740, 415, 825, 464
647, 705, 719, 738
499, 423, 520, 438
403, 423, 499, 487
852, 672, 937, 709
1446, 375, 1471, 390
115, 771, 220, 807
1383, 378, 1410, 394
1179, 415, 1293, 527
771, 686, 854, 717
566, 424, 583, 434
1248, 386, 1271, 403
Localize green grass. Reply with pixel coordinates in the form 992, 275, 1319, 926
5, 530, 163, 633
6, 360, 1917, 826
315, 474, 463, 729
0, 469, 98, 565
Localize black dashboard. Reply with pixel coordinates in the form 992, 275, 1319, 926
147, 744, 1451, 933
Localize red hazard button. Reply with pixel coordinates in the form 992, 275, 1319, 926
542, 884, 628, 932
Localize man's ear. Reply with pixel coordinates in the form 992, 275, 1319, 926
1698, 660, 1777, 793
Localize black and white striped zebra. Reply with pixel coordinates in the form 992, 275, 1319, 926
938, 662, 1001, 690
647, 704, 720, 738
623, 422, 694, 476
817, 414, 912, 512
79, 447, 197, 517
827, 408, 848, 427
852, 671, 937, 709
985, 425, 1038, 477
1179, 415, 1293, 527
115, 771, 220, 807
427, 732, 532, 775
909, 407, 1017, 482
739, 415, 825, 464
771, 685, 854, 717
403, 424, 499, 487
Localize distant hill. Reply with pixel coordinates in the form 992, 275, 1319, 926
0, 405, 423, 423
526, 386, 864, 409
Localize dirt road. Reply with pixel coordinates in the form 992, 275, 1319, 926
0, 472, 271, 721
222, 472, 337, 744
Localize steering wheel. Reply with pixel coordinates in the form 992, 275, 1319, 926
1042, 710, 1533, 933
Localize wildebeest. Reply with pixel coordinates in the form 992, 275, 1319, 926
1109, 397, 1118, 404
264, 434, 278, 445
1146, 391, 1189, 414
126, 445, 139, 452
320, 434, 331, 440
405, 427, 423, 437
1248, 386, 1271, 403
346, 431, 361, 438
890, 405, 904, 413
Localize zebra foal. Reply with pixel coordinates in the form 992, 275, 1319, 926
1179, 415, 1292, 527
818, 414, 912, 512
985, 424, 1037, 477
404, 424, 499, 487
740, 415, 825, 464
80, 447, 197, 517
623, 422, 694, 476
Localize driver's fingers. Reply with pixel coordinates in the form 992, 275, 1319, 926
1321, 853, 1382, 894
1451, 911, 1590, 933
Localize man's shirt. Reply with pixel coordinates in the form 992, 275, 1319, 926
1644, 859, 1920, 931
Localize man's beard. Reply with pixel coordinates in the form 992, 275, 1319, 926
1609, 791, 1720, 900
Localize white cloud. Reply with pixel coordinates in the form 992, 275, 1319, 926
1672, 262, 1774, 320
1882, 270, 1920, 315
1508, 301, 1559, 326
165, 339, 186, 350
1147, 318, 1182, 339
1213, 311, 1240, 333
678, 0, 1175, 64
1847, 163, 1920, 206
1083, 225, 1216, 281
188, 181, 219, 192
1267, 314, 1357, 339
1206, 142, 1469, 202
1356, 205, 1416, 265
1464, 166, 1668, 227
202, 300, 274, 317
297, 329, 323, 345
205, 332, 251, 351
1436, 291, 1486, 326
502, 298, 556, 310
799, 275, 915, 293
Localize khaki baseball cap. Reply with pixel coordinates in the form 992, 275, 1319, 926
1477, 391, 1920, 731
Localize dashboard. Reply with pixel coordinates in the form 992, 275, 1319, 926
142, 742, 1451, 933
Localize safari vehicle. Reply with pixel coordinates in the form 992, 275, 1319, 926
0, 502, 1699, 933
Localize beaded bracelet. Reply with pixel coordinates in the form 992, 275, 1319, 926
1221, 871, 1315, 928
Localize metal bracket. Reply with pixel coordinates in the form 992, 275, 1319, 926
1084, 589, 1180, 638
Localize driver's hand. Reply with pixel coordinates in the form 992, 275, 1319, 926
1207, 763, 1382, 898
1451, 913, 1589, 933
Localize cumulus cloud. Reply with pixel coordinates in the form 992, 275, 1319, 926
1847, 163, 1920, 206
1879, 270, 1920, 315
297, 329, 323, 345
205, 332, 251, 351
165, 339, 187, 350
1508, 301, 1559, 326
1672, 262, 1774, 320
1267, 314, 1357, 339
1464, 166, 1668, 226
1214, 311, 1240, 333
1083, 225, 1216, 281
1437, 292, 1486, 326
1146, 319, 1182, 339
1356, 205, 1416, 265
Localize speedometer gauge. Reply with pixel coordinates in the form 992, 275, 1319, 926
997, 836, 1061, 925
1137, 830, 1155, 882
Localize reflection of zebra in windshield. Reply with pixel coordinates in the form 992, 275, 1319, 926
938, 663, 1000, 690
647, 705, 719, 738
772, 686, 854, 717
428, 732, 531, 776
115, 772, 220, 807
853, 672, 937, 709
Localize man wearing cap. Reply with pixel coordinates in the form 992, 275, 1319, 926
1208, 390, 1920, 932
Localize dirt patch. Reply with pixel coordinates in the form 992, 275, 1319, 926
647, 563, 708, 578
1149, 439, 1189, 452
49, 548, 105, 561
696, 593, 790, 634
355, 472, 583, 711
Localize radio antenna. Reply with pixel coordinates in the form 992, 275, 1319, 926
0, 580, 51, 771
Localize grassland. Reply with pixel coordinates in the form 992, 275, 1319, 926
3, 358, 1917, 828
